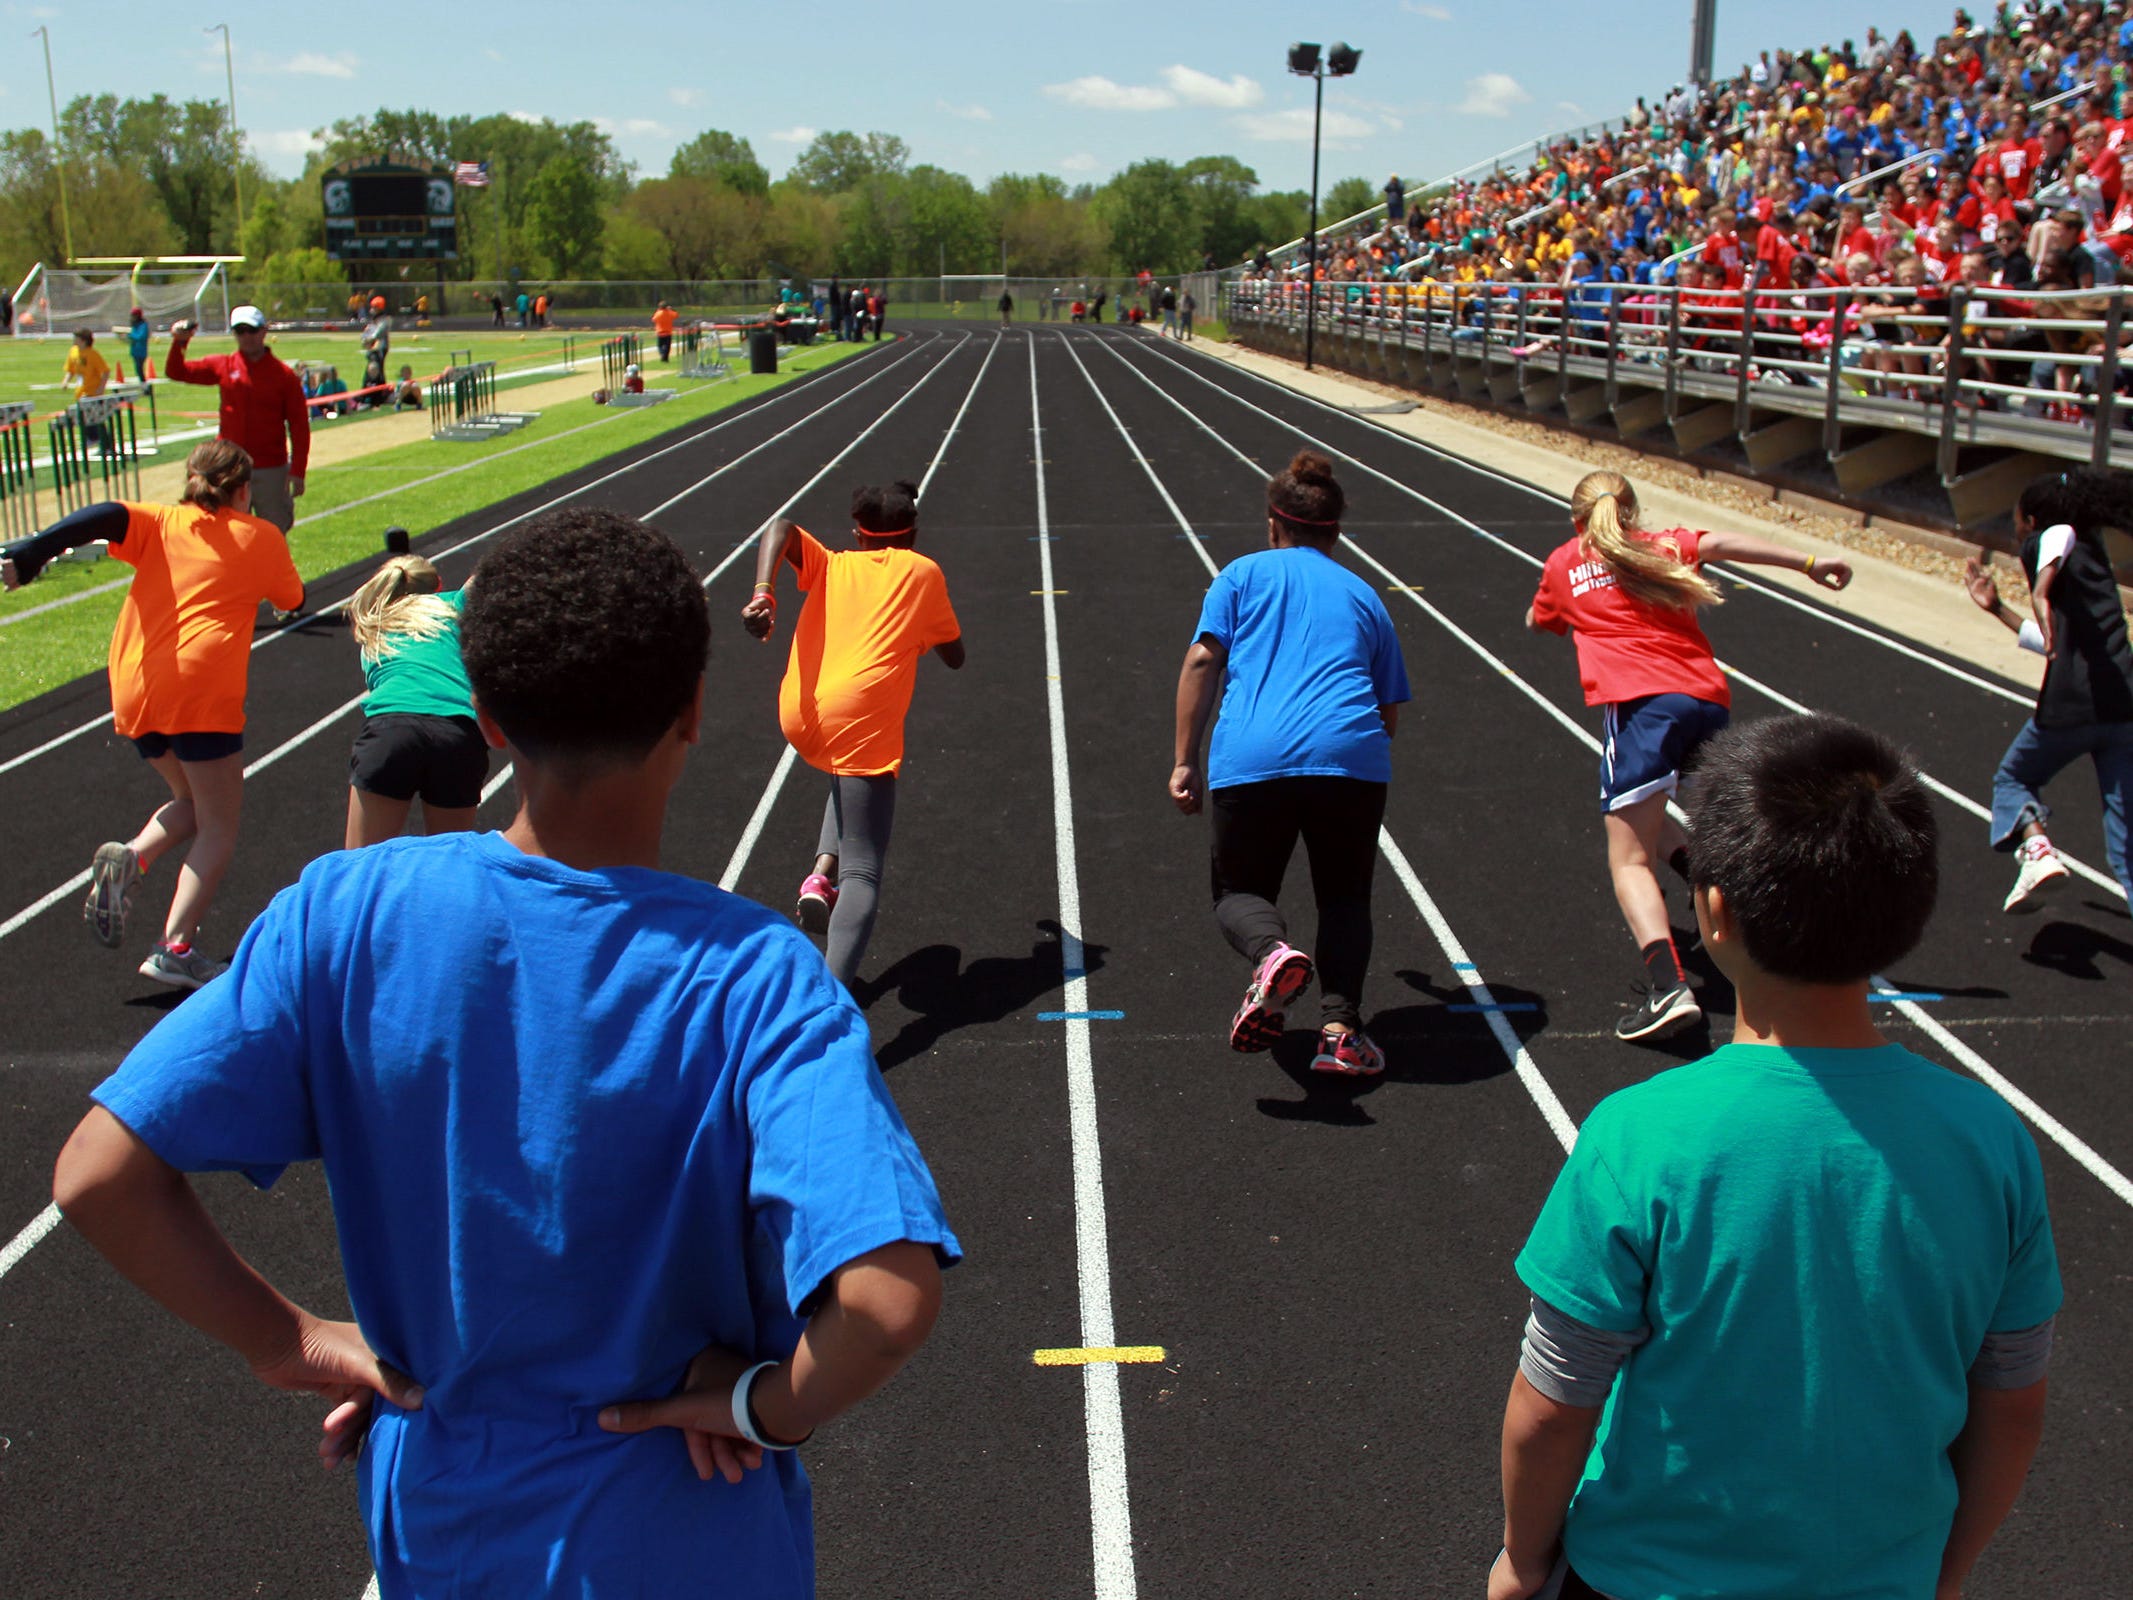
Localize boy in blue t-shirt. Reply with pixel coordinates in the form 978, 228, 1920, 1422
53, 508, 960, 1598
1493, 714, 2060, 1600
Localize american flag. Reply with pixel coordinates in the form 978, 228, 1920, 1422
453, 161, 491, 188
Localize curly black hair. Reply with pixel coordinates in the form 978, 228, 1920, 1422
460, 507, 708, 765
2016, 466, 2133, 543
852, 479, 919, 535
1687, 714, 1938, 985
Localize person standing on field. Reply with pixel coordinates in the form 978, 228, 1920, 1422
165, 306, 310, 535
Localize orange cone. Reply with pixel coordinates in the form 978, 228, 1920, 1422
144, 357, 156, 381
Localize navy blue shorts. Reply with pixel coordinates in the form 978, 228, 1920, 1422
132, 730, 244, 763
1598, 693, 1729, 812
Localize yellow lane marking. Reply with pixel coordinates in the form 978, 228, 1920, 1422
1032, 589, 1069, 595
1032, 1345, 1167, 1367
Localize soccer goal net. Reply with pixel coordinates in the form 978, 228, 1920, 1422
11, 261, 233, 338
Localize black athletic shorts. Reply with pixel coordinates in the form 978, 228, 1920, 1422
349, 713, 488, 807
132, 730, 244, 762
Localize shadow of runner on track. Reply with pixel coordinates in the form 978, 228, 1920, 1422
858, 919, 1110, 1072
1255, 966, 1547, 1127
2020, 918, 2133, 980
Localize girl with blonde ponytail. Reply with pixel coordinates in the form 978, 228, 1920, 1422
1527, 469, 1855, 1043
344, 536, 488, 847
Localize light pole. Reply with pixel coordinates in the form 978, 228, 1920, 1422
31, 25, 73, 263
1287, 42, 1361, 372
207, 24, 243, 245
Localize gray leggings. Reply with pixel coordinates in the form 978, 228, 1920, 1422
817, 773, 898, 984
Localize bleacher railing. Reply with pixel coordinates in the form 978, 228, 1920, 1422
1225, 275, 2133, 478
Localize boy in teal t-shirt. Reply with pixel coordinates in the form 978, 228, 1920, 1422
1495, 715, 2061, 1600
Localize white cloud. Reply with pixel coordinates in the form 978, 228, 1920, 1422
1231, 107, 1379, 143
1160, 65, 1263, 109
937, 99, 993, 121
254, 129, 321, 157
768, 125, 817, 143
1556, 100, 1585, 118
1044, 75, 1175, 112
484, 47, 504, 62
508, 110, 543, 125
1401, 1, 1452, 16
623, 118, 670, 137
669, 87, 701, 108
1457, 72, 1532, 117
1060, 152, 1100, 172
276, 52, 358, 79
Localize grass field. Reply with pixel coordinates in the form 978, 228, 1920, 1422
0, 329, 596, 427
0, 339, 864, 710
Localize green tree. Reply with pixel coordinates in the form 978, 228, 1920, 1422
521, 155, 604, 277
248, 246, 341, 320
1181, 156, 1263, 268
1322, 175, 1379, 224
627, 176, 762, 279
669, 130, 769, 197
601, 206, 670, 281
788, 131, 909, 195
1095, 160, 1198, 274
64, 94, 244, 253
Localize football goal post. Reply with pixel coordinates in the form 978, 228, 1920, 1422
11, 257, 239, 339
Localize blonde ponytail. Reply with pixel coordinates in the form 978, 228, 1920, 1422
1570, 470, 1722, 611
350, 555, 454, 661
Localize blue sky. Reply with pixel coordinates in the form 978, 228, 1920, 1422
6, 0, 1967, 193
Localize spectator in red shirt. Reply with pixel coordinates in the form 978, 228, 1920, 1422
1976, 109, 2042, 201
165, 306, 310, 534
1701, 205, 1746, 280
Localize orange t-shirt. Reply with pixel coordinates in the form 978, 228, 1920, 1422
777, 528, 959, 776
106, 501, 305, 737
652, 307, 678, 335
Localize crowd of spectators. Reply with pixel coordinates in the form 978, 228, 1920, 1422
1246, 3, 2133, 422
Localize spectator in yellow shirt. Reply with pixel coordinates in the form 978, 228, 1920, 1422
64, 330, 111, 399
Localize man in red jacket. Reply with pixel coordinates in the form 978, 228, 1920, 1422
165, 304, 310, 533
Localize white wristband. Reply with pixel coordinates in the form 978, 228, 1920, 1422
2017, 617, 2047, 656
730, 1360, 806, 1451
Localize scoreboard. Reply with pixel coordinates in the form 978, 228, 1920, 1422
322, 158, 459, 262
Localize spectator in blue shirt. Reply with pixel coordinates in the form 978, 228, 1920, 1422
125, 307, 150, 382
52, 507, 959, 1599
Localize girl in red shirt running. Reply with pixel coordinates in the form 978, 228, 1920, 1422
1526, 470, 1852, 1042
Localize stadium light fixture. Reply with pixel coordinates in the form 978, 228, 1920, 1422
1286, 40, 1361, 371
30, 26, 72, 263
206, 24, 243, 246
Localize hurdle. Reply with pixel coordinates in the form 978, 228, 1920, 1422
680, 325, 732, 382
48, 394, 141, 522
107, 380, 159, 449
429, 359, 536, 442
0, 401, 39, 540
598, 332, 644, 392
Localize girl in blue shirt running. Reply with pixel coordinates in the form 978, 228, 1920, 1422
1171, 450, 1411, 1076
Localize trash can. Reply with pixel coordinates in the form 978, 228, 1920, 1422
749, 329, 777, 374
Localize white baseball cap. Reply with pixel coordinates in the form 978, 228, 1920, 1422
230, 305, 266, 329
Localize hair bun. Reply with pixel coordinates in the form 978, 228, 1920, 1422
1287, 449, 1335, 486
892, 478, 920, 503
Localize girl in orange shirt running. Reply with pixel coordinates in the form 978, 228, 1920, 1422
742, 480, 963, 986
0, 440, 305, 989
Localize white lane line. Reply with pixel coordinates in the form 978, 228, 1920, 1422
1142, 335, 2035, 708
1099, 331, 2133, 1209
1062, 331, 1579, 1152
1095, 334, 2127, 905
1031, 334, 1138, 1600
0, 339, 920, 782
0, 342, 967, 949
0, 1202, 62, 1284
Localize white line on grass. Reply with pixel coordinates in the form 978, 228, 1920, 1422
1060, 330, 1578, 1151
0, 342, 963, 949
0, 339, 919, 781
1100, 334, 2126, 905
1092, 331, 2133, 1208
1145, 335, 2035, 708
0, 342, 859, 631
1031, 333, 1139, 1600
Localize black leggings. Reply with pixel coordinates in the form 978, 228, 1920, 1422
1209, 777, 1387, 1028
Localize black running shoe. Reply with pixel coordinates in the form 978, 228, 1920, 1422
1615, 979, 1701, 1043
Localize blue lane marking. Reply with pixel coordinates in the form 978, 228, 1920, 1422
1452, 962, 1479, 973
1039, 1010, 1125, 1021
1870, 991, 1945, 1003
1450, 1002, 1539, 1014
1029, 535, 1057, 541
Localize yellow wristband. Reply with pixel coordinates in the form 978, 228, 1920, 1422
1804, 555, 1816, 574
753, 581, 774, 593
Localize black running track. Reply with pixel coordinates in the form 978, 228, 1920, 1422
1, 327, 2127, 1598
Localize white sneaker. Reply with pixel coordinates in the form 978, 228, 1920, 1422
2004, 837, 2071, 914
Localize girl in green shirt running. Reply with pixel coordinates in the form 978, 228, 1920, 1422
345, 547, 490, 847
